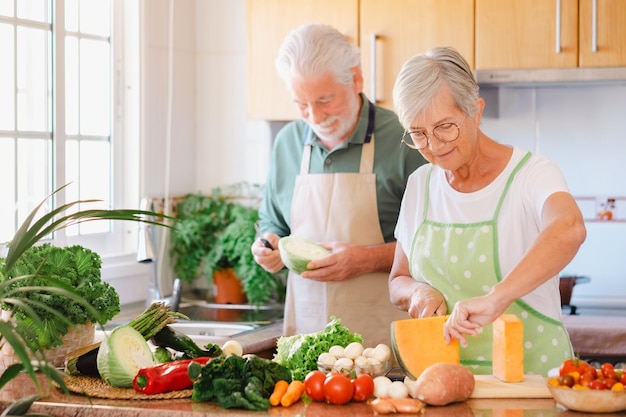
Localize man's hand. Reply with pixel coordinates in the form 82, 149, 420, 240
251, 232, 284, 273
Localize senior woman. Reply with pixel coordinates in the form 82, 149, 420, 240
389, 46, 586, 375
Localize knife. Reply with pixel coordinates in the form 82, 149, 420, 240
254, 223, 274, 250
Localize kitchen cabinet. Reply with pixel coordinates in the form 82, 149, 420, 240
360, 0, 474, 110
475, 0, 626, 70
579, 0, 626, 67
246, 0, 473, 119
246, 0, 359, 121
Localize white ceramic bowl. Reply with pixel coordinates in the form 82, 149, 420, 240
548, 385, 626, 413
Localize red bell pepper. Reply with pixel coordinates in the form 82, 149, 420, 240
132, 356, 212, 395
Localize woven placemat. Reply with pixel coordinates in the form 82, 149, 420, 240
58, 375, 193, 400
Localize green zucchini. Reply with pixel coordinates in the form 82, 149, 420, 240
151, 325, 222, 358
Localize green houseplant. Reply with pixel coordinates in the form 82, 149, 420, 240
0, 184, 175, 399
170, 184, 286, 306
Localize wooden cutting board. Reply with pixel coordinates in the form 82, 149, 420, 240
471, 375, 551, 398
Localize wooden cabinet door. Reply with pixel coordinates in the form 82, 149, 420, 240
475, 0, 579, 70
246, 0, 358, 120
360, 0, 474, 111
579, 0, 626, 67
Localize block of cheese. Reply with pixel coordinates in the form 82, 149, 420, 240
492, 314, 524, 382
391, 315, 460, 379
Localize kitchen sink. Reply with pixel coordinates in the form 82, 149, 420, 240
176, 299, 284, 325
168, 321, 256, 337
98, 320, 257, 347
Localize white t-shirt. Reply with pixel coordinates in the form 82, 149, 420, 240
395, 146, 569, 320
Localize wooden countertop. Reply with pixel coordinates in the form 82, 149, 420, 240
5, 373, 624, 417
3, 372, 626, 416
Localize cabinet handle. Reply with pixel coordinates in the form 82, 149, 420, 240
555, 0, 561, 53
370, 33, 377, 103
591, 0, 598, 52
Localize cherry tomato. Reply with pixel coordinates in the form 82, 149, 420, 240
601, 363, 617, 380
620, 372, 626, 385
351, 374, 375, 402
589, 379, 608, 390
323, 373, 353, 405
557, 374, 575, 388
605, 378, 618, 389
579, 373, 595, 387
304, 370, 326, 402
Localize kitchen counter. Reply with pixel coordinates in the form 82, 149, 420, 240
2, 373, 624, 417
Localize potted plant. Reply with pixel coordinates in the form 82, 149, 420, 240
0, 184, 174, 400
170, 184, 286, 306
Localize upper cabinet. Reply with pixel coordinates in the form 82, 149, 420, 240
246, 0, 358, 121
476, 0, 626, 70
360, 0, 474, 110
247, 0, 473, 119
248, 0, 626, 120
578, 0, 626, 67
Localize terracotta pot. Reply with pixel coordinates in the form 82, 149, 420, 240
213, 268, 246, 304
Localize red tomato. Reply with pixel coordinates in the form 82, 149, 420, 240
601, 363, 617, 380
323, 373, 353, 405
620, 372, 626, 385
304, 370, 326, 402
559, 358, 593, 376
351, 374, 375, 402
589, 379, 608, 390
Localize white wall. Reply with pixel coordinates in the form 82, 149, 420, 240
141, 0, 626, 310
480, 85, 626, 310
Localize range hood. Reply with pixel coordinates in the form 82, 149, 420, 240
476, 67, 626, 87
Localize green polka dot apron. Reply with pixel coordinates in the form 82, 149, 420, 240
409, 152, 573, 375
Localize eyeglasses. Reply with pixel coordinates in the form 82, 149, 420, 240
401, 121, 461, 150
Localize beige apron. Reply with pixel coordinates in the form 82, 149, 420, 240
283, 130, 408, 347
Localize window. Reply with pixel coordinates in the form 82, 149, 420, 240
0, 0, 139, 256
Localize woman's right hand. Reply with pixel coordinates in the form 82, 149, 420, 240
408, 283, 447, 318
251, 232, 284, 273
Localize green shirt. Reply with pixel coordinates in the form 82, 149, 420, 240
259, 94, 427, 242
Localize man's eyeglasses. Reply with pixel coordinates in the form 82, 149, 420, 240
401, 121, 461, 150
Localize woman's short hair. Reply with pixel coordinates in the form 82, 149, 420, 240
393, 46, 479, 129
275, 23, 361, 87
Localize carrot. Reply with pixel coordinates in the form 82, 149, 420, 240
269, 380, 289, 406
280, 380, 306, 407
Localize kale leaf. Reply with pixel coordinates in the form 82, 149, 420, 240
192, 354, 292, 410
1, 243, 120, 349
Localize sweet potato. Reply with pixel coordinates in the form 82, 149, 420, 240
408, 363, 475, 406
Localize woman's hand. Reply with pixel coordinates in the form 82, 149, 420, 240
443, 293, 506, 347
389, 243, 446, 317
251, 232, 284, 273
408, 284, 447, 318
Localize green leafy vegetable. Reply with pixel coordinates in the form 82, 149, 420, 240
192, 354, 292, 410
1, 243, 120, 349
278, 235, 330, 274
273, 316, 363, 380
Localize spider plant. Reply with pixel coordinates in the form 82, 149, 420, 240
0, 184, 176, 400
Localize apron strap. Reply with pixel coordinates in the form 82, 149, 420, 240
492, 151, 533, 221
299, 101, 378, 175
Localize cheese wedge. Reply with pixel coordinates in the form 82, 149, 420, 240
492, 314, 524, 382
391, 315, 460, 379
